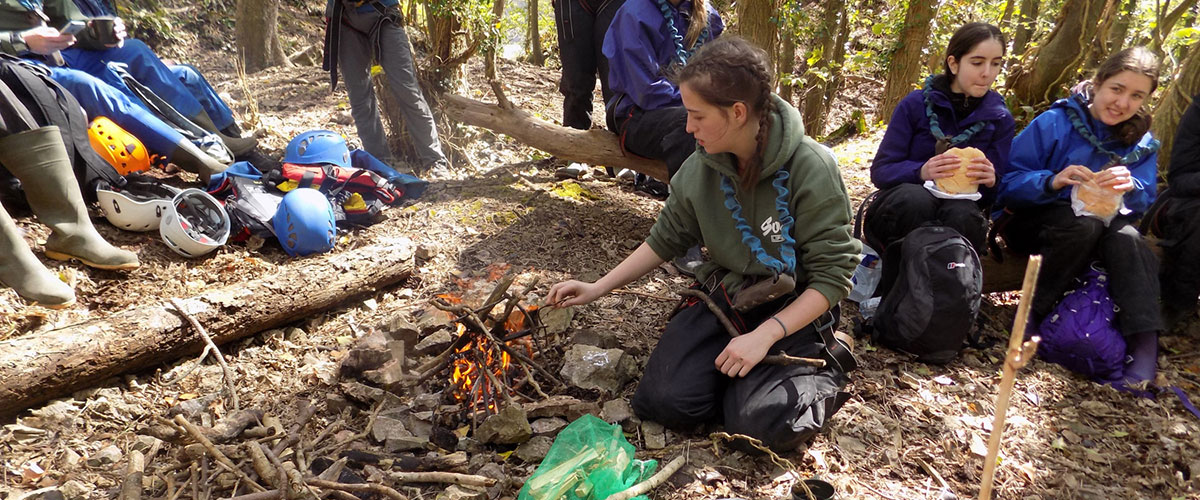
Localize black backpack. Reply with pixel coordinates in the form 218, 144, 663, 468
871, 225, 982, 364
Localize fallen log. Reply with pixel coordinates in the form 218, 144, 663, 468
0, 238, 416, 419
438, 93, 670, 181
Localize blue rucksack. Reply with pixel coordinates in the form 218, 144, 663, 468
1034, 264, 1127, 381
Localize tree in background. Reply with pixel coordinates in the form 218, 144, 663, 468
1154, 42, 1200, 173
528, 0, 545, 66
736, 0, 781, 80
1005, 0, 1110, 113
235, 0, 290, 72
877, 0, 937, 122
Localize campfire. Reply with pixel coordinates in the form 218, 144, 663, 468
447, 312, 536, 414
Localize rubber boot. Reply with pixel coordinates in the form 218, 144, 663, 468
190, 112, 257, 156
0, 206, 75, 308
170, 138, 228, 183
0, 127, 140, 270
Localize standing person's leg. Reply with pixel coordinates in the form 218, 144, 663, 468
1001, 204, 1104, 319
61, 41, 206, 119
619, 106, 692, 180
592, 0, 625, 110
1160, 198, 1200, 329
372, 9, 447, 168
554, 0, 598, 130
936, 199, 989, 253
337, 10, 391, 163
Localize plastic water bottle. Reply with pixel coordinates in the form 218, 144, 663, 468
848, 244, 881, 303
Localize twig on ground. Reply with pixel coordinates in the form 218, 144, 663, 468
305, 478, 409, 500
170, 298, 240, 411
270, 401, 316, 456
604, 455, 686, 500
382, 470, 497, 487
119, 450, 145, 500
313, 401, 384, 457
173, 415, 268, 493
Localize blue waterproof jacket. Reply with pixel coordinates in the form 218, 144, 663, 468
995, 95, 1159, 217
870, 78, 1014, 206
601, 0, 723, 119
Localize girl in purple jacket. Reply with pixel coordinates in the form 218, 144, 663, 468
862, 23, 1014, 257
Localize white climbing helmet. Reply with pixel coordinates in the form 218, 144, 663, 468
95, 178, 181, 232
159, 188, 230, 258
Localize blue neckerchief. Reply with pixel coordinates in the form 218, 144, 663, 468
923, 75, 986, 153
18, 0, 42, 11
720, 168, 797, 276
656, 0, 709, 66
1064, 94, 1160, 169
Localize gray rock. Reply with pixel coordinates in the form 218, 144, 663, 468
435, 485, 487, 500
474, 405, 532, 444
559, 345, 638, 394
59, 481, 91, 500
475, 462, 508, 498
540, 306, 574, 335
338, 381, 403, 407
284, 327, 308, 342
600, 399, 634, 424
12, 487, 64, 500
413, 392, 442, 411
131, 435, 161, 454
414, 329, 453, 355
86, 445, 122, 467
416, 243, 440, 260
339, 330, 392, 379
165, 394, 218, 419
371, 416, 410, 443
455, 437, 483, 453
523, 395, 601, 420
414, 310, 452, 337
381, 314, 421, 345
467, 451, 496, 470
530, 417, 568, 437
514, 435, 554, 463
572, 329, 620, 349
324, 392, 351, 414
386, 435, 430, 453
642, 421, 666, 450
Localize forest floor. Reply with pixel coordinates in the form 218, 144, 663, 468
4, 3, 1200, 500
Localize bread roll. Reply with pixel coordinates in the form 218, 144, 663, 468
935, 147, 985, 194
1076, 179, 1121, 218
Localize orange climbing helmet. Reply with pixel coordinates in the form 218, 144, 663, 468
88, 117, 151, 176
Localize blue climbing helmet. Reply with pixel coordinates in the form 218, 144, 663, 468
273, 188, 336, 257
284, 130, 351, 168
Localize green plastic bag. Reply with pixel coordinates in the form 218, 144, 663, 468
517, 414, 658, 500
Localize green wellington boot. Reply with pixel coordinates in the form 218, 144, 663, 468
0, 207, 75, 308
190, 112, 258, 156
0, 127, 140, 270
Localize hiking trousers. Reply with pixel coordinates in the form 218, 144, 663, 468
1160, 196, 1200, 319
862, 183, 988, 253
630, 285, 850, 452
61, 40, 233, 128
552, 0, 624, 130
336, 4, 445, 168
1001, 203, 1162, 335
612, 105, 693, 180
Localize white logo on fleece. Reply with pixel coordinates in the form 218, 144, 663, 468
760, 216, 784, 243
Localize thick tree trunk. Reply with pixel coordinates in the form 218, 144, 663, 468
1153, 42, 1200, 175
440, 94, 668, 180
529, 0, 545, 66
0, 240, 416, 419
235, 0, 288, 73
1011, 0, 1041, 59
735, 0, 780, 81
801, 3, 843, 135
779, 33, 796, 102
877, 0, 937, 122
1006, 0, 1109, 111
1080, 0, 1121, 75
1105, 0, 1137, 56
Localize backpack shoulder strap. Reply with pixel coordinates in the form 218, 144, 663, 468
854, 189, 880, 241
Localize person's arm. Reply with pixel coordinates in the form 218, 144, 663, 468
870, 95, 927, 188
545, 243, 665, 308
1168, 97, 1200, 197
1121, 144, 1158, 216
715, 288, 828, 377
603, 10, 680, 111
996, 111, 1068, 209
2, 26, 73, 55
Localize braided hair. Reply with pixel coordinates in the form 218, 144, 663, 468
1091, 46, 1160, 146
676, 37, 775, 190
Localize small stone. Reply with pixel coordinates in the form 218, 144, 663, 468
386, 435, 430, 453
475, 462, 507, 498
455, 436, 483, 453
338, 381, 402, 407
436, 484, 487, 500
413, 392, 442, 411
414, 329, 453, 355
131, 435, 161, 454
372, 416, 410, 443
60, 448, 81, 468
363, 298, 379, 311
514, 435, 554, 463
642, 421, 666, 450
540, 306, 574, 335
325, 392, 351, 414
530, 417, 568, 437
416, 244, 440, 260
285, 327, 308, 342
86, 445, 122, 468
59, 480, 91, 500
334, 110, 353, 125
475, 406, 532, 445
467, 451, 497, 470
600, 399, 634, 424
572, 329, 620, 349
559, 345, 639, 394
381, 315, 421, 345
524, 395, 601, 420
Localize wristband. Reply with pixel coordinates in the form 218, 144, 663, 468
770, 316, 788, 338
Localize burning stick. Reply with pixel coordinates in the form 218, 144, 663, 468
979, 255, 1042, 500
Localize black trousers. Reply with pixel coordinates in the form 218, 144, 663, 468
630, 285, 849, 452
612, 106, 694, 180
1160, 196, 1200, 317
552, 0, 624, 130
863, 183, 988, 253
1002, 203, 1162, 335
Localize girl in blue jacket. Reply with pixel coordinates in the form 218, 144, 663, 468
601, 0, 723, 186
995, 47, 1162, 385
863, 23, 1013, 256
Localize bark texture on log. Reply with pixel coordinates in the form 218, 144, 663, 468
0, 239, 416, 419
440, 94, 669, 180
